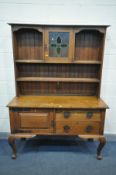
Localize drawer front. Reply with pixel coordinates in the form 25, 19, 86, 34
56, 111, 101, 122
56, 121, 100, 135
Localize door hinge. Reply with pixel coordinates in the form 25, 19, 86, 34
51, 120, 56, 128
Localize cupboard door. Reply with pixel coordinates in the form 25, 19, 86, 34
44, 27, 74, 62
17, 112, 54, 134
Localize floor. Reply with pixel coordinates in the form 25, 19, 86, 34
0, 136, 116, 175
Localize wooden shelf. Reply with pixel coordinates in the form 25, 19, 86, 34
15, 60, 102, 64
16, 77, 100, 83
15, 60, 44, 63
73, 60, 102, 64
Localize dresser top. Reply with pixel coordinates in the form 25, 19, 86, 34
7, 96, 108, 109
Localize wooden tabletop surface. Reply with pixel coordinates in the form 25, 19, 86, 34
7, 96, 108, 109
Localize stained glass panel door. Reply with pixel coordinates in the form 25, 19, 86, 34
44, 28, 73, 62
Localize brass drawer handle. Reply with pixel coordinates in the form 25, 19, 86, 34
64, 111, 70, 118
86, 112, 93, 119
85, 125, 93, 133
64, 125, 70, 133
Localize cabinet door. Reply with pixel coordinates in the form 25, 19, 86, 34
44, 27, 74, 62
16, 112, 54, 134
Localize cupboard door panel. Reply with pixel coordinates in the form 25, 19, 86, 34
44, 28, 73, 62
19, 113, 49, 128
17, 112, 53, 133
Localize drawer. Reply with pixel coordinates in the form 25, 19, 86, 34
56, 111, 101, 122
19, 112, 51, 129
56, 121, 100, 135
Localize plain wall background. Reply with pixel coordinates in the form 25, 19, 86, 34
0, 0, 116, 134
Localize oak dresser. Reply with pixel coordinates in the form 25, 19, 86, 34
7, 24, 109, 159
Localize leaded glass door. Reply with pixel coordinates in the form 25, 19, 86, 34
44, 28, 73, 62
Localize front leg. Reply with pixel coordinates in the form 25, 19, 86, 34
8, 135, 17, 159
97, 136, 106, 160
78, 135, 106, 160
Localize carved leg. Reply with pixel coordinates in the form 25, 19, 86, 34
97, 137, 106, 160
8, 134, 35, 159
78, 135, 106, 160
8, 135, 17, 159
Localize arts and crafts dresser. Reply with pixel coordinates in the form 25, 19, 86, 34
7, 24, 109, 159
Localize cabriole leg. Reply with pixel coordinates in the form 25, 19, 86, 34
97, 137, 106, 160
8, 135, 17, 159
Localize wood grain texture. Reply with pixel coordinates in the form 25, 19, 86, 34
56, 111, 101, 122
16, 64, 100, 78
19, 112, 50, 129
56, 121, 100, 135
17, 82, 99, 96
7, 96, 108, 109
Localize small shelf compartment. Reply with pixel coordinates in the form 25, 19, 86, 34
75, 30, 103, 61
13, 28, 43, 60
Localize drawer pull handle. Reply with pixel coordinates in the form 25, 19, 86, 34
85, 125, 93, 133
86, 112, 93, 119
64, 125, 70, 133
64, 112, 70, 118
